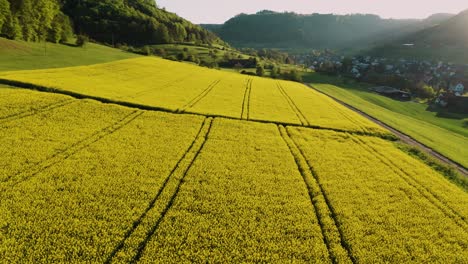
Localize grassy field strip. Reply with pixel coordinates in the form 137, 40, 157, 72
0, 37, 139, 72
136, 119, 330, 262
178, 80, 221, 113
289, 128, 468, 262
312, 83, 468, 168
278, 125, 353, 263
1, 110, 143, 188
276, 82, 309, 126
0, 99, 76, 124
0, 107, 206, 262
351, 137, 468, 230
241, 78, 253, 120
108, 118, 213, 263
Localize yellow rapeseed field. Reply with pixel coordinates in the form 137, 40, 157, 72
0, 57, 386, 135
0, 55, 467, 263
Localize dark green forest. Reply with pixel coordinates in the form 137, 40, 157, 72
204, 11, 451, 50
0, 0, 73, 43
0, 0, 224, 46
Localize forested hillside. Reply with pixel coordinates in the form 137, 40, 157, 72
0, 0, 73, 43
366, 9, 468, 63
0, 0, 224, 46
205, 11, 452, 50
60, 0, 224, 46
403, 10, 468, 47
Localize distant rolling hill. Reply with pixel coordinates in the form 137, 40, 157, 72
202, 11, 453, 51
366, 10, 468, 63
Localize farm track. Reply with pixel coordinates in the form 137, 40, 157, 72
0, 99, 75, 124
307, 84, 468, 176
278, 125, 355, 264
106, 118, 213, 264
352, 136, 468, 230
241, 78, 253, 120
276, 82, 309, 126
178, 80, 221, 112
0, 110, 143, 188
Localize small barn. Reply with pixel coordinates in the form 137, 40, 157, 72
372, 86, 411, 100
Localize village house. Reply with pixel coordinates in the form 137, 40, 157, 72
450, 83, 465, 96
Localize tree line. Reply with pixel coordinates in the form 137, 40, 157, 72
0, 0, 73, 43
207, 11, 444, 50
0, 0, 224, 47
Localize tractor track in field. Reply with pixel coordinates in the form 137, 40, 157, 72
276, 82, 309, 126
306, 84, 468, 177
241, 78, 253, 120
0, 99, 75, 124
279, 125, 355, 264
0, 111, 143, 188
352, 136, 468, 230
178, 80, 221, 112
105, 118, 213, 264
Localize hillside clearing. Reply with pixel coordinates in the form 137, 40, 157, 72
0, 37, 139, 72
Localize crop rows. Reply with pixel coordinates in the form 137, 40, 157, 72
1, 69, 467, 262
106, 118, 213, 263
288, 128, 468, 263
276, 82, 309, 126
278, 125, 352, 264
0, 57, 389, 136
134, 119, 331, 262
178, 80, 221, 113
1, 110, 143, 187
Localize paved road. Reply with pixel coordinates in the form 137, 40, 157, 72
307, 84, 468, 177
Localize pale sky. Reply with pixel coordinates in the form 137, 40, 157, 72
157, 0, 468, 24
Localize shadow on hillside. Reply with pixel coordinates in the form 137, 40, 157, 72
426, 104, 468, 120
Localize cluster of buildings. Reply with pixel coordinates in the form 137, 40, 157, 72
298, 53, 467, 98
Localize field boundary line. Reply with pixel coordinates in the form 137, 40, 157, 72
106, 118, 214, 264
278, 125, 354, 264
240, 78, 252, 120
351, 135, 468, 230
0, 99, 75, 124
0, 79, 396, 140
178, 79, 221, 112
0, 111, 143, 187
276, 82, 309, 126
306, 83, 467, 176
